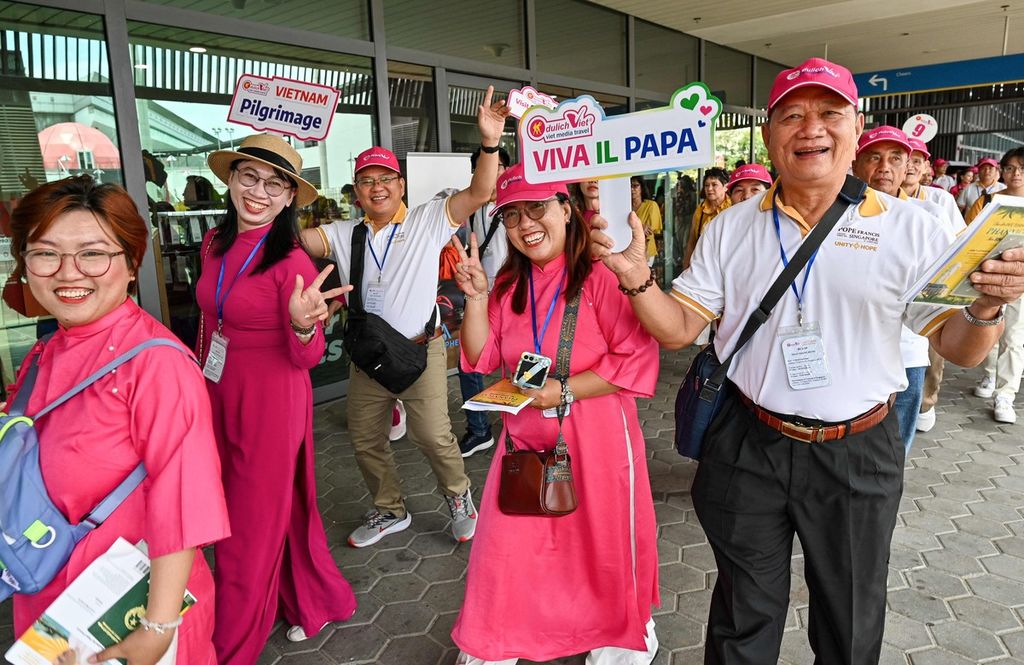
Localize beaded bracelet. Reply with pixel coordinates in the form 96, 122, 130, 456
618, 269, 656, 297
466, 292, 489, 301
139, 615, 183, 635
290, 320, 317, 336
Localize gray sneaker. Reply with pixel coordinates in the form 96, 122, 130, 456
347, 510, 411, 548
445, 490, 478, 542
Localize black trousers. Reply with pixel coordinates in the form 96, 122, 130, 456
692, 394, 904, 665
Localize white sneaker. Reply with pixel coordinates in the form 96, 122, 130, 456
975, 376, 996, 399
286, 622, 328, 642
445, 489, 478, 542
389, 401, 407, 441
916, 407, 936, 433
994, 395, 1017, 424
347, 510, 412, 548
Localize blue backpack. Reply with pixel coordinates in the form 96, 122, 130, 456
0, 338, 189, 601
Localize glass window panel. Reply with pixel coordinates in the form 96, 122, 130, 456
542, 84, 628, 116
128, 21, 377, 388
0, 1, 124, 388
135, 0, 369, 41
535, 0, 626, 86
756, 58, 786, 109
388, 61, 437, 160
705, 42, 752, 108
448, 83, 518, 156
384, 0, 525, 68
635, 20, 698, 98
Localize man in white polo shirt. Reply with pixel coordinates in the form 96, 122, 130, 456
851, 124, 962, 451
304, 89, 510, 547
933, 157, 956, 191
592, 57, 1024, 665
961, 157, 1006, 213
900, 138, 965, 433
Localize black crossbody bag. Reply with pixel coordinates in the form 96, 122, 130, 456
343, 223, 436, 394
674, 175, 867, 460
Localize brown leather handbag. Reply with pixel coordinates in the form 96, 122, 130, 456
497, 291, 580, 517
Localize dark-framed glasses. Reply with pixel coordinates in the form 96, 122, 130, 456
1003, 165, 1024, 175
355, 174, 401, 188
500, 197, 557, 228
234, 168, 293, 197
22, 249, 126, 278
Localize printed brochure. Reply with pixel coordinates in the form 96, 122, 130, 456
463, 378, 534, 414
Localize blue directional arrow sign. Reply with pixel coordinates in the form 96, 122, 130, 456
854, 53, 1024, 98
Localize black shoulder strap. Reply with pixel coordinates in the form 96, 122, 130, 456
476, 211, 502, 257
701, 174, 867, 400
983, 190, 993, 207
349, 222, 367, 312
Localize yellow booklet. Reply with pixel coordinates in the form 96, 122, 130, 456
463, 378, 534, 414
903, 194, 1024, 306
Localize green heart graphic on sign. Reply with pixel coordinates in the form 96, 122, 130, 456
679, 93, 700, 110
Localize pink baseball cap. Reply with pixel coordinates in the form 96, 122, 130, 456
354, 146, 400, 176
726, 163, 773, 190
907, 138, 930, 159
857, 125, 913, 155
490, 164, 569, 215
934, 157, 948, 166
767, 57, 858, 112
977, 157, 1000, 169
969, 166, 979, 173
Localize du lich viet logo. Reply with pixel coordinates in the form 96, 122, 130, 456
519, 82, 722, 183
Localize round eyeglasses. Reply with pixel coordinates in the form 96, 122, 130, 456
234, 168, 293, 197
500, 197, 558, 229
22, 249, 126, 278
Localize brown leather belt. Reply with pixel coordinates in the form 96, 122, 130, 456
410, 327, 442, 345
736, 392, 895, 443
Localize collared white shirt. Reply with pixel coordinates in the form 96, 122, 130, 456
933, 174, 956, 192
906, 184, 965, 230
320, 197, 459, 338
469, 203, 508, 288
672, 182, 957, 421
960, 181, 1006, 212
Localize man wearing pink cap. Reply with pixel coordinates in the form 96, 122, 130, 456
852, 125, 963, 451
902, 138, 963, 227
302, 88, 510, 548
592, 57, 1024, 665
726, 163, 773, 204
960, 157, 1006, 213
932, 157, 956, 191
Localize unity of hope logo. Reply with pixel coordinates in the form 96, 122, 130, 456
519, 83, 722, 184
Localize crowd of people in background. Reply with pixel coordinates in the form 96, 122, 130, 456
8, 57, 1024, 665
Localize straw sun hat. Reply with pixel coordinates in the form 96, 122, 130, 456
207, 133, 319, 207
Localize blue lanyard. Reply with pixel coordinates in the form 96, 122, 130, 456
215, 233, 268, 326
528, 267, 566, 355
367, 224, 399, 282
771, 190, 818, 325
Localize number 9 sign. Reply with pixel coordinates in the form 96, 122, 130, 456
901, 114, 938, 143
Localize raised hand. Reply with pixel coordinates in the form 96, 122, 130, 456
589, 212, 650, 282
478, 85, 511, 147
288, 264, 353, 326
451, 233, 489, 298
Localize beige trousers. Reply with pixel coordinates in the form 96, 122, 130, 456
347, 335, 469, 517
982, 297, 1024, 398
920, 346, 945, 413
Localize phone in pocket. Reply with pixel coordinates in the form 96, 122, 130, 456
513, 352, 552, 389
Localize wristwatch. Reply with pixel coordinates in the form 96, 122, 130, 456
480, 143, 500, 154
962, 304, 1005, 326
560, 379, 575, 407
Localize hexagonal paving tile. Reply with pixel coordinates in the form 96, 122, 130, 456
930, 620, 1007, 661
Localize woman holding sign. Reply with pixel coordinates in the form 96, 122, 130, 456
449, 164, 661, 664
199, 134, 356, 663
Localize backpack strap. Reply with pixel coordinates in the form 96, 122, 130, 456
34, 338, 190, 420
74, 462, 147, 533
348, 222, 368, 312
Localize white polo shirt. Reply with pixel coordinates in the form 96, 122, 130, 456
960, 181, 1006, 212
933, 175, 956, 192
672, 182, 958, 421
468, 204, 508, 288
907, 184, 965, 229
896, 189, 963, 369
319, 197, 459, 338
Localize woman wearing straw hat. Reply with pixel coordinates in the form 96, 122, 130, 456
200, 133, 355, 663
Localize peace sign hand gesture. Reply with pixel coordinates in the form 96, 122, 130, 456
288, 264, 352, 328
451, 233, 489, 298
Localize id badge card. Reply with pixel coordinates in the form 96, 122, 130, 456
366, 281, 387, 316
779, 322, 831, 390
543, 403, 570, 418
203, 330, 229, 383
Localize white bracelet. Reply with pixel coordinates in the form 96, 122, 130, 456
138, 615, 183, 634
